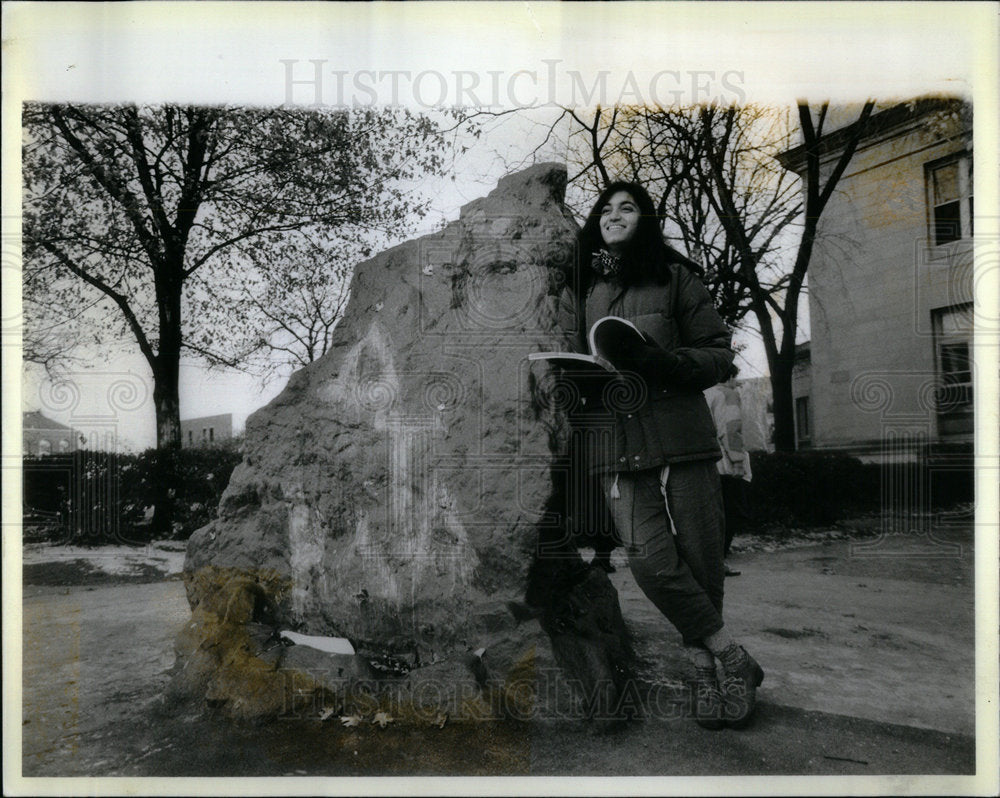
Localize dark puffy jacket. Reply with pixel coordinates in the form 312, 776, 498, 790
557, 261, 734, 473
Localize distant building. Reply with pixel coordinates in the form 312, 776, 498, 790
777, 98, 973, 461
735, 376, 774, 453
180, 413, 233, 448
22, 411, 78, 456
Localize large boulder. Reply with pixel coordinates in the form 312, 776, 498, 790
175, 164, 636, 724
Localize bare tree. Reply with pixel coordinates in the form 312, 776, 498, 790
237, 233, 358, 378
701, 101, 875, 450
539, 102, 874, 450
22, 104, 454, 448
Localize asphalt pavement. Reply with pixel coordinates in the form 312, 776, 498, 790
13, 526, 990, 792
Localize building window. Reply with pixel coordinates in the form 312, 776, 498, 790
188, 430, 193, 445
58, 439, 70, 452
202, 428, 207, 442
933, 304, 973, 436
209, 427, 214, 442
795, 396, 811, 446
37, 439, 51, 456
927, 154, 973, 246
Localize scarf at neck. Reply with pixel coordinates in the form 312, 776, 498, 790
591, 249, 622, 278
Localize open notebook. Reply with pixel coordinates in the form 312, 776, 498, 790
529, 315, 650, 376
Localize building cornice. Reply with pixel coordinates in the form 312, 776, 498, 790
776, 98, 970, 174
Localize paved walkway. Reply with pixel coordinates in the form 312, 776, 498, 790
14, 527, 988, 787
607, 530, 976, 736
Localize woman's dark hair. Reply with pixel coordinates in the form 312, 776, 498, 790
574, 181, 702, 299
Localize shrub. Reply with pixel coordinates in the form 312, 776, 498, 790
22, 443, 242, 545
120, 443, 244, 541
747, 451, 877, 530
746, 447, 974, 533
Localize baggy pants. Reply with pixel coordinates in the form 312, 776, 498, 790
599, 460, 726, 645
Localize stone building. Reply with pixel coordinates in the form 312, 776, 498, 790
179, 413, 233, 448
777, 98, 973, 461
22, 411, 78, 456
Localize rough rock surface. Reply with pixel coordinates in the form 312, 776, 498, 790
178, 164, 635, 723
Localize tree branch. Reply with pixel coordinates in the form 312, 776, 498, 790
35, 240, 157, 367
49, 106, 163, 266
121, 106, 174, 242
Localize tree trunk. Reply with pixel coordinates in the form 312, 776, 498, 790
153, 376, 182, 450
149, 274, 184, 536
770, 358, 796, 452
149, 360, 181, 537
153, 261, 184, 450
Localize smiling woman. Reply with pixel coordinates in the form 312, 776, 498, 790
556, 181, 763, 730
599, 191, 641, 252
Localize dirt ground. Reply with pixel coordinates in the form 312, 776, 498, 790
13, 523, 988, 788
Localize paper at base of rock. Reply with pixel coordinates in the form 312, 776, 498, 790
176, 164, 636, 723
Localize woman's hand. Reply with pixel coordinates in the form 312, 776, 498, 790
611, 342, 680, 383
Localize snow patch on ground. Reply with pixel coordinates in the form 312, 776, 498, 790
22, 540, 186, 578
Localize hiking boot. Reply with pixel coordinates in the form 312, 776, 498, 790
690, 665, 725, 730
718, 643, 764, 729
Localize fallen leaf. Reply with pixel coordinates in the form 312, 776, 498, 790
340, 714, 363, 727
372, 710, 393, 728
434, 712, 448, 729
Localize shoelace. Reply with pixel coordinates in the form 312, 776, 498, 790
694, 668, 722, 695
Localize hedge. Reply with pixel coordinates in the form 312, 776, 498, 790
746, 448, 974, 531
22, 444, 974, 545
22, 442, 243, 545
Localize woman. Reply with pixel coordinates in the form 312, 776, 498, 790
557, 181, 763, 729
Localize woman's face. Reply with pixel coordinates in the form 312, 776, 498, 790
599, 190, 641, 253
